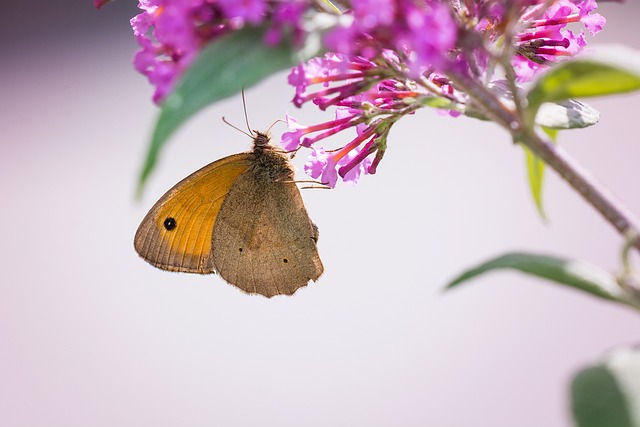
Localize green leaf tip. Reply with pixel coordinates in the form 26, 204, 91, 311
445, 252, 628, 305
523, 145, 547, 220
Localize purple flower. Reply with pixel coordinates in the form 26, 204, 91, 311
218, 0, 267, 25
285, 47, 441, 186
106, 0, 611, 187
575, 0, 606, 35
127, 0, 311, 104
264, 1, 307, 46
281, 110, 362, 150
283, 0, 609, 186
286, 104, 395, 187
337, 139, 374, 185
401, 2, 457, 76
129, 0, 210, 103
511, 0, 605, 80
353, 0, 396, 29
303, 140, 373, 188
304, 147, 335, 186
280, 114, 307, 151
288, 53, 375, 108
324, 0, 457, 75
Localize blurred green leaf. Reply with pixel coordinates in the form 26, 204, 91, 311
137, 27, 298, 194
572, 347, 640, 427
572, 367, 633, 427
527, 45, 640, 123
523, 145, 547, 220
445, 252, 628, 305
521, 127, 557, 220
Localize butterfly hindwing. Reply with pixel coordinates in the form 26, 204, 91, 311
211, 170, 324, 297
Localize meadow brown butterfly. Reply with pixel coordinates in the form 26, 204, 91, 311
134, 129, 323, 297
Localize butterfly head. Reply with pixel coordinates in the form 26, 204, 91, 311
252, 130, 271, 147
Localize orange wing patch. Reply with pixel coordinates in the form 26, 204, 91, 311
134, 154, 253, 273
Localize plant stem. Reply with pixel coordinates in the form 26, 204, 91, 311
522, 131, 640, 253
451, 71, 640, 254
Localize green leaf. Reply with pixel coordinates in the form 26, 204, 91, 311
572, 367, 634, 427
521, 127, 557, 220
137, 27, 298, 194
527, 45, 640, 123
572, 347, 640, 427
445, 252, 628, 305
523, 144, 547, 220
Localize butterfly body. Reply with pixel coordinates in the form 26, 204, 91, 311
134, 132, 323, 297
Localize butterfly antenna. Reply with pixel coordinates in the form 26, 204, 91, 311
241, 86, 253, 134
266, 119, 286, 134
222, 116, 254, 139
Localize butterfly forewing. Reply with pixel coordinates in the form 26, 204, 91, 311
134, 154, 253, 273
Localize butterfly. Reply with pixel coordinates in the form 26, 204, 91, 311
134, 129, 323, 297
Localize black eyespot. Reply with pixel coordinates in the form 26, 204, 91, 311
163, 217, 177, 231
238, 248, 243, 253
283, 258, 288, 264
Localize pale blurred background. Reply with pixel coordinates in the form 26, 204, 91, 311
1, 2, 640, 426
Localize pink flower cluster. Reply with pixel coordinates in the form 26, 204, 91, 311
284, 0, 605, 186
283, 53, 424, 186
512, 0, 605, 80
129, 0, 307, 103
324, 1, 457, 77
98, 0, 607, 187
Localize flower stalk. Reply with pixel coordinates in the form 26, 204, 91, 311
523, 131, 640, 254
453, 66, 640, 254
